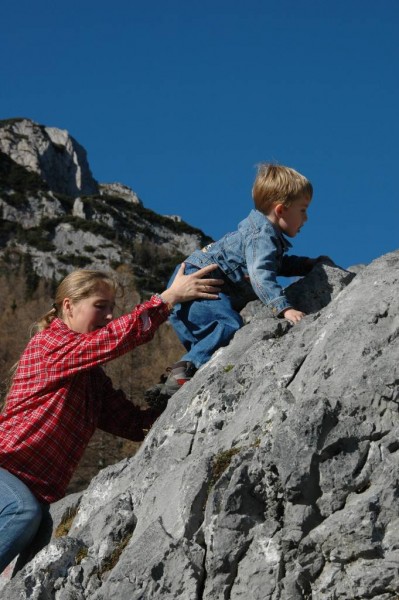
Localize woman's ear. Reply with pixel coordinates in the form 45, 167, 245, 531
63, 298, 72, 316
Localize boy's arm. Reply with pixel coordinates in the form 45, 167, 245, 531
245, 238, 332, 323
281, 254, 334, 277
279, 255, 334, 324
245, 240, 293, 316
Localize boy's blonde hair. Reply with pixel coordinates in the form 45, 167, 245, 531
35, 269, 119, 332
252, 163, 313, 214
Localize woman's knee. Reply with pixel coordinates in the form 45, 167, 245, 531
24, 499, 43, 534
7, 493, 41, 542
0, 475, 43, 572
0, 470, 42, 549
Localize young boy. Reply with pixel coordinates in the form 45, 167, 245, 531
145, 163, 328, 407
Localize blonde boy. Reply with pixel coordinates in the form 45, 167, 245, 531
146, 163, 329, 406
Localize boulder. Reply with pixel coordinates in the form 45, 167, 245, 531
2, 252, 399, 599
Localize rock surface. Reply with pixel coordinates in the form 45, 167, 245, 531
99, 183, 142, 205
3, 251, 399, 599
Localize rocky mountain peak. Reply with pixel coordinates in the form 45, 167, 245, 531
0, 118, 98, 197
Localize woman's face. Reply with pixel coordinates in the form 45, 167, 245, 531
62, 284, 116, 333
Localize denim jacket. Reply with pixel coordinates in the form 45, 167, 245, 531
185, 209, 312, 315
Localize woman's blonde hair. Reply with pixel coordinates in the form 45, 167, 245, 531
252, 163, 313, 214
35, 269, 119, 333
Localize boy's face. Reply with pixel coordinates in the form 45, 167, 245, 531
274, 195, 311, 238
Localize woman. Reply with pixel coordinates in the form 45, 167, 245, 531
0, 263, 222, 573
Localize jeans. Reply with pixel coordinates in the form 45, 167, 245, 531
0, 468, 43, 574
168, 264, 245, 368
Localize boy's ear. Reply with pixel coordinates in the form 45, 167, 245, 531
274, 203, 285, 218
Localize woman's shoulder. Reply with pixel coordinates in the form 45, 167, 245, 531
27, 318, 76, 349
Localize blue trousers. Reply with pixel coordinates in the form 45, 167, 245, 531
168, 264, 248, 368
0, 468, 43, 574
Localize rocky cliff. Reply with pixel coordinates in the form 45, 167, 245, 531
0, 118, 212, 284
0, 118, 98, 197
2, 250, 398, 599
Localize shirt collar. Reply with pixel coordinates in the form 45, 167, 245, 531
254, 209, 293, 250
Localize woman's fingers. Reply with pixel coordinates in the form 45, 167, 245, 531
163, 263, 224, 304
194, 278, 223, 294
194, 263, 219, 277
172, 262, 186, 282
188, 265, 223, 297
189, 265, 223, 286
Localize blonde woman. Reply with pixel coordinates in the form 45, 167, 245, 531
0, 264, 222, 573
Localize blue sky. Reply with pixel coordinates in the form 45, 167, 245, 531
1, 0, 398, 269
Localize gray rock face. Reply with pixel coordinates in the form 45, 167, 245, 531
99, 183, 142, 205
0, 119, 212, 282
2, 252, 399, 600
0, 118, 98, 196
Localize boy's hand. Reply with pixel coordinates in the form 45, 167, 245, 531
161, 263, 224, 306
281, 308, 306, 324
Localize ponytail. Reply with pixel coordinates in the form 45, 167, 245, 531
33, 305, 58, 334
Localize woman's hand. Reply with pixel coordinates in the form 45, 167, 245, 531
160, 263, 224, 306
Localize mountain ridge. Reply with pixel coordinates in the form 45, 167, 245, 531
0, 118, 212, 286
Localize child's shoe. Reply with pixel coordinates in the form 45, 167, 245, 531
145, 361, 197, 410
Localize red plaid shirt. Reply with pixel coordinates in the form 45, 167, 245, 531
0, 295, 169, 503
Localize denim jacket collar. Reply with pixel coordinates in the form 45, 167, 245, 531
251, 209, 292, 251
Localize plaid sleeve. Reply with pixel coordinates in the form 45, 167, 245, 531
17, 295, 171, 386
